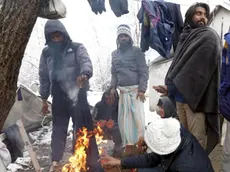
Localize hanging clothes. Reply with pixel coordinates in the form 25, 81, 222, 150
165, 2, 183, 51
220, 33, 230, 122
137, 0, 183, 58
109, 0, 129, 17
87, 0, 106, 15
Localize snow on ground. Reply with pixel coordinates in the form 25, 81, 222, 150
6, 91, 156, 172
87, 90, 103, 107
7, 164, 23, 172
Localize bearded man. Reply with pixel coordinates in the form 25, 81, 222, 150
109, 24, 149, 150
153, 2, 221, 154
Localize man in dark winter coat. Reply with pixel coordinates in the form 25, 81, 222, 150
100, 117, 214, 172
93, 90, 122, 157
153, 2, 220, 154
38, 20, 98, 171
109, 24, 149, 149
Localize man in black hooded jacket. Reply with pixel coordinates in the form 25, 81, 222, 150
38, 20, 101, 171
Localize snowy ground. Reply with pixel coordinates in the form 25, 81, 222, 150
6, 91, 157, 172
5, 91, 223, 172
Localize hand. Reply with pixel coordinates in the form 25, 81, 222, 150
152, 85, 168, 96
136, 137, 148, 153
136, 91, 146, 103
99, 153, 121, 169
97, 120, 107, 128
93, 120, 98, 127
108, 88, 117, 104
41, 100, 50, 115
77, 74, 88, 88
106, 119, 115, 129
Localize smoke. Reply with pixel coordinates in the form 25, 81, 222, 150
56, 70, 80, 106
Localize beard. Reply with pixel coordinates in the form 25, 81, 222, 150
118, 39, 132, 50
190, 19, 206, 28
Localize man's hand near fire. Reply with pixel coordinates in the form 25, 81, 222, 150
106, 119, 115, 129
99, 152, 121, 169
96, 119, 115, 129
77, 74, 88, 88
97, 120, 107, 128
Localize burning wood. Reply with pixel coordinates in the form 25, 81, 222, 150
62, 126, 104, 172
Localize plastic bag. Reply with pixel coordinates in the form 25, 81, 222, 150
0, 140, 11, 168
38, 0, 66, 19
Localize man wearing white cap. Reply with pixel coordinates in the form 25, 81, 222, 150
100, 116, 214, 172
109, 24, 149, 150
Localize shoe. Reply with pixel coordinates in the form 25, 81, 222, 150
49, 161, 61, 172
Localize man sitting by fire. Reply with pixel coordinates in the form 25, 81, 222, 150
92, 90, 122, 157
100, 115, 214, 172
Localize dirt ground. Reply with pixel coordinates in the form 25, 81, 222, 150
17, 141, 223, 172
17, 134, 114, 172
13, 123, 223, 172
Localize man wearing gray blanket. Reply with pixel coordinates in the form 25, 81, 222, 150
153, 2, 221, 155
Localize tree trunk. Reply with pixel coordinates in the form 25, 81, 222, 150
0, 0, 40, 130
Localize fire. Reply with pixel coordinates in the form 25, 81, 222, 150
62, 126, 104, 172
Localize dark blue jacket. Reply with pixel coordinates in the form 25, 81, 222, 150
137, 1, 174, 58
137, 1, 183, 58
121, 127, 214, 172
219, 32, 230, 122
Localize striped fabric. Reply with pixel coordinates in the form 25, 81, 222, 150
118, 85, 145, 147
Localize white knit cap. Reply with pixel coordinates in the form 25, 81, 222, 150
144, 117, 181, 155
117, 24, 132, 38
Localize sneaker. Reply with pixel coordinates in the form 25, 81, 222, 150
49, 161, 61, 172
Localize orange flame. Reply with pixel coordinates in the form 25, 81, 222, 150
62, 126, 104, 172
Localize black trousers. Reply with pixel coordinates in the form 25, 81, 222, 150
51, 83, 104, 171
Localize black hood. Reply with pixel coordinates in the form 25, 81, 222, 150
44, 19, 71, 44
101, 89, 119, 106
101, 91, 109, 103
158, 97, 177, 118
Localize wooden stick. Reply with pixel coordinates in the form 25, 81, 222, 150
17, 120, 42, 172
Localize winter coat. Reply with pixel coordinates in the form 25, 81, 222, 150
137, 1, 183, 58
109, 0, 129, 17
219, 32, 230, 122
39, 20, 93, 101
165, 2, 183, 51
121, 126, 214, 172
93, 90, 119, 123
110, 46, 149, 92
